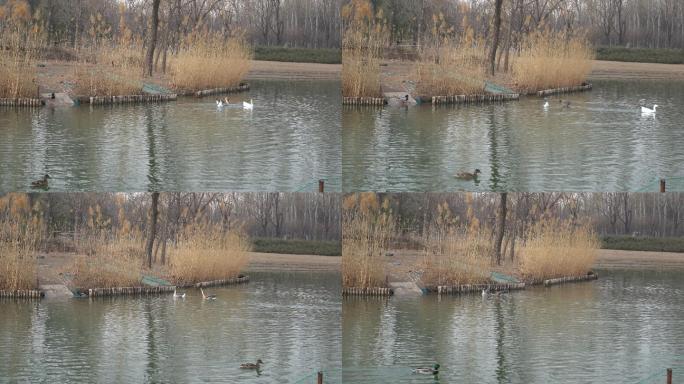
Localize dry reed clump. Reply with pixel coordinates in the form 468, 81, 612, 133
170, 34, 251, 92
0, 194, 43, 290
342, 193, 395, 288
519, 217, 599, 281
69, 204, 143, 288
167, 224, 249, 285
420, 200, 491, 286
341, 1, 387, 98
0, 2, 44, 98
512, 30, 594, 92
415, 15, 485, 96
72, 43, 144, 96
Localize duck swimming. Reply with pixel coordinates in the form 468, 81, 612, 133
216, 99, 225, 107
456, 169, 481, 180
240, 359, 263, 369
200, 288, 216, 300
641, 105, 658, 115
30, 174, 51, 189
412, 364, 440, 375
173, 288, 186, 299
243, 99, 253, 110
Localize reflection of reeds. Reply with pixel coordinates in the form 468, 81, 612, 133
519, 217, 599, 280
0, 194, 42, 290
420, 201, 491, 286
170, 34, 251, 92
168, 225, 249, 286
342, 194, 394, 288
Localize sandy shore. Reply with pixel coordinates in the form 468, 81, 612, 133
247, 252, 340, 272
589, 60, 684, 81
247, 60, 340, 81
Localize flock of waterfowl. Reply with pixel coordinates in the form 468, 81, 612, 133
215, 96, 253, 110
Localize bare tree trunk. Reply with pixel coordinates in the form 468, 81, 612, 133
489, 0, 504, 76
146, 192, 160, 268
145, 0, 161, 77
494, 192, 508, 265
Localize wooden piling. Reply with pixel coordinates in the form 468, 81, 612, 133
194, 83, 250, 97
180, 275, 250, 288
342, 97, 386, 106
87, 285, 176, 298
543, 273, 598, 286
667, 368, 672, 384
436, 283, 525, 295
536, 83, 593, 97
318, 179, 325, 193
342, 287, 393, 296
0, 289, 44, 299
88, 94, 177, 106
317, 371, 323, 384
660, 179, 666, 193
431, 93, 519, 106
0, 98, 44, 107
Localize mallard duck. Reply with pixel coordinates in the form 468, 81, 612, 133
173, 288, 186, 299
200, 288, 216, 300
240, 359, 263, 369
455, 169, 481, 180
223, 97, 230, 104
412, 364, 439, 375
559, 99, 571, 108
30, 174, 51, 189
243, 99, 253, 110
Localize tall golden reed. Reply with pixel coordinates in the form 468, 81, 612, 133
519, 217, 599, 280
170, 33, 251, 91
0, 1, 44, 98
168, 224, 249, 285
342, 193, 395, 288
0, 194, 42, 290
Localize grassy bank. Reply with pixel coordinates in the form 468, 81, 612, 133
595, 47, 684, 64
601, 236, 684, 253
251, 238, 341, 256
254, 46, 341, 64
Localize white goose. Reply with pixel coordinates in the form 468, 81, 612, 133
173, 288, 186, 299
641, 105, 658, 115
243, 99, 253, 110
200, 288, 217, 300
543, 100, 550, 110
216, 99, 225, 108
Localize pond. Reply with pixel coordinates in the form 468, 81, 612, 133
0, 271, 341, 383
0, 80, 341, 192
343, 80, 684, 192
342, 269, 684, 383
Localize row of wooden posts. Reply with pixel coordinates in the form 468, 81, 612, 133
0, 98, 44, 107
0, 290, 44, 298
193, 83, 250, 97
537, 83, 593, 97
342, 97, 386, 106
89, 94, 178, 105
437, 283, 526, 295
186, 275, 250, 288
432, 93, 520, 105
88, 286, 176, 297
342, 287, 394, 296
543, 273, 598, 286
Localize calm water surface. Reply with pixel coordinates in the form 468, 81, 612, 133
342, 269, 684, 383
0, 272, 341, 383
0, 80, 341, 192
343, 80, 684, 192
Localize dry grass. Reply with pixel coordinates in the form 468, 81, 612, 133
420, 202, 491, 286
519, 217, 599, 281
167, 225, 249, 285
0, 194, 42, 290
512, 30, 594, 92
69, 236, 143, 288
342, 194, 395, 288
170, 34, 251, 92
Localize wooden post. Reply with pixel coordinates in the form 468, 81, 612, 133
317, 371, 323, 384
667, 368, 672, 384
660, 179, 666, 193
318, 179, 324, 193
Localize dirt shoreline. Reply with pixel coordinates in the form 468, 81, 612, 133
246, 60, 340, 81
589, 60, 684, 81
